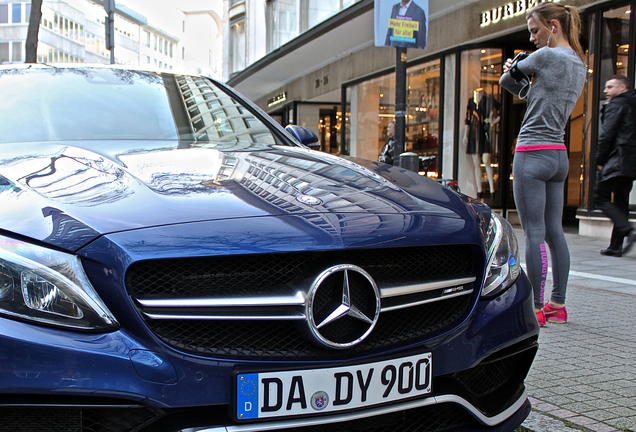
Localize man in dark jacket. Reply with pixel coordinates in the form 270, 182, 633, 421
595, 75, 636, 257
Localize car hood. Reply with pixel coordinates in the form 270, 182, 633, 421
0, 141, 474, 251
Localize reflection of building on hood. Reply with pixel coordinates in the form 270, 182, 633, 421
385, 1, 427, 49
42, 207, 101, 247
0, 175, 21, 193
235, 149, 455, 239
19, 153, 133, 206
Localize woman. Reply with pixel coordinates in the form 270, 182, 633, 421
499, 3, 586, 327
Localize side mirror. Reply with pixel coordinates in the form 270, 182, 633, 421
285, 125, 321, 151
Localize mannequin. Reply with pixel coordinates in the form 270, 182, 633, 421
463, 88, 499, 198
378, 121, 396, 165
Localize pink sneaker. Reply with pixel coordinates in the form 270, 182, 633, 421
543, 303, 567, 324
535, 309, 547, 327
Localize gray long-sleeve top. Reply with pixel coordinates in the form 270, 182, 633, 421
499, 46, 586, 149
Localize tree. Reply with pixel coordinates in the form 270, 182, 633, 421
25, 0, 43, 63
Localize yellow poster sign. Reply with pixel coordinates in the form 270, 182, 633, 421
375, 0, 428, 49
388, 18, 419, 41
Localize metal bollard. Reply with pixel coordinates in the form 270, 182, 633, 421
399, 152, 420, 172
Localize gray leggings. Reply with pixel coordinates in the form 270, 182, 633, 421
513, 150, 570, 309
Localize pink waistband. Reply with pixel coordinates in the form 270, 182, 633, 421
515, 145, 567, 152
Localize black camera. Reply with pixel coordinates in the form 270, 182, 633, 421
509, 52, 530, 82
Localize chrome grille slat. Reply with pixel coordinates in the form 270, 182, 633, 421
380, 288, 474, 312
137, 292, 306, 308
143, 313, 307, 320
136, 276, 477, 319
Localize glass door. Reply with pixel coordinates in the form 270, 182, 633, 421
580, 3, 633, 212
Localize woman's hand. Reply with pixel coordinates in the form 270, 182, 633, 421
503, 58, 513, 74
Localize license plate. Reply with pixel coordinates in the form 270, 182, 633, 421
235, 352, 432, 420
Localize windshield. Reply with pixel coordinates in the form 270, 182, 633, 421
0, 67, 282, 146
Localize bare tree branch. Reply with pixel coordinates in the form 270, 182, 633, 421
25, 0, 43, 63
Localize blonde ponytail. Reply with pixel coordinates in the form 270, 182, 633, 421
564, 5, 585, 62
527, 3, 586, 63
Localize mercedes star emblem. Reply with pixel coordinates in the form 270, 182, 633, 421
306, 264, 380, 349
296, 194, 323, 206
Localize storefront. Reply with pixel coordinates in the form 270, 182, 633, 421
228, 0, 635, 233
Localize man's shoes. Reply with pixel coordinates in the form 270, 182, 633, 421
600, 248, 622, 257
543, 303, 567, 324
623, 230, 636, 255
536, 309, 547, 327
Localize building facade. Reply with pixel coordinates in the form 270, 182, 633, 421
0, 0, 223, 79
226, 0, 636, 237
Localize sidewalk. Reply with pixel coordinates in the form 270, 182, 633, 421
514, 226, 636, 432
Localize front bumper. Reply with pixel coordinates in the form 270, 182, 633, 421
0, 272, 538, 432
190, 390, 532, 432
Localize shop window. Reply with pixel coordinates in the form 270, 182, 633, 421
442, 53, 456, 179
319, 107, 342, 155
345, 61, 441, 168
406, 59, 441, 179
587, 4, 633, 210
459, 48, 503, 201
578, 4, 632, 212
295, 103, 342, 154
600, 5, 631, 82
346, 73, 395, 161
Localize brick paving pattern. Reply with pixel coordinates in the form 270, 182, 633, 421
516, 227, 636, 432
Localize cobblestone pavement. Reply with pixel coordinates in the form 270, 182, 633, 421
515, 226, 636, 432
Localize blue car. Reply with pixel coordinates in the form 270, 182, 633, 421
0, 65, 538, 432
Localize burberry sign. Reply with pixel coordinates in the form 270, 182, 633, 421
480, 0, 561, 27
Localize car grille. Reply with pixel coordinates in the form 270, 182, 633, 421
451, 339, 538, 416
126, 245, 479, 359
126, 245, 475, 298
145, 295, 471, 358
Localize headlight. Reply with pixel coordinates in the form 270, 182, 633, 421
481, 212, 521, 297
0, 234, 118, 331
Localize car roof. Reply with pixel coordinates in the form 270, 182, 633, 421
0, 63, 197, 77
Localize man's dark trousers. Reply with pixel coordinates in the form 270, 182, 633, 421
595, 175, 634, 250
